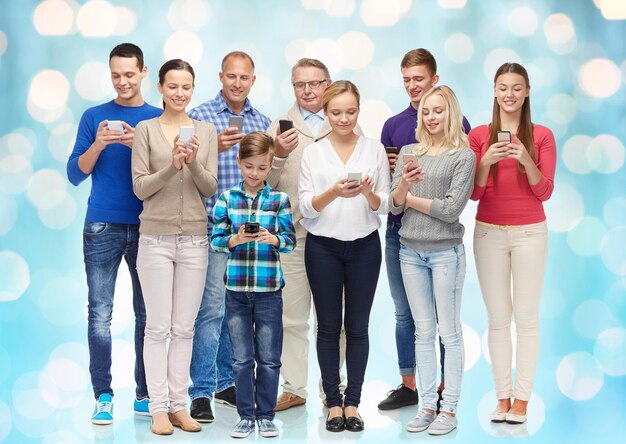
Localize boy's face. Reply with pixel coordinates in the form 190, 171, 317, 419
401, 64, 439, 109
237, 152, 273, 190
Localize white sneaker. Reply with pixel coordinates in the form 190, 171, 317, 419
427, 413, 458, 435
406, 410, 436, 432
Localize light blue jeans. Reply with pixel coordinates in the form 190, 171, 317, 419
400, 244, 466, 414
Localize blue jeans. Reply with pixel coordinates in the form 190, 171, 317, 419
226, 290, 283, 421
189, 222, 234, 400
83, 221, 147, 399
400, 244, 466, 414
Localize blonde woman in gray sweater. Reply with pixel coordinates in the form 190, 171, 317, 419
389, 85, 475, 436
132, 59, 218, 435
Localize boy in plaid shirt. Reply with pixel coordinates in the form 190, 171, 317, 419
211, 132, 296, 439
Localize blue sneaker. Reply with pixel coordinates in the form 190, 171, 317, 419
134, 397, 150, 416
91, 393, 113, 425
231, 419, 255, 438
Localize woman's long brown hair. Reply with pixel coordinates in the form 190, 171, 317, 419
488, 63, 535, 181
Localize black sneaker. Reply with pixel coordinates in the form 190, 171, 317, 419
377, 384, 419, 410
190, 397, 214, 423
214, 386, 236, 408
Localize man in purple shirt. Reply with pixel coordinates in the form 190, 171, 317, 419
379, 48, 471, 411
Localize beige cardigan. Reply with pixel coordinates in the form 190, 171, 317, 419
132, 117, 218, 235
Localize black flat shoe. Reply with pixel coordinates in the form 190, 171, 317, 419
345, 414, 364, 432
325, 413, 345, 432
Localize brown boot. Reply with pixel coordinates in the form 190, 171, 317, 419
151, 411, 174, 435
275, 392, 306, 412
169, 409, 202, 432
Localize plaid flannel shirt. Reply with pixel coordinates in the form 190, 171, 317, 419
188, 92, 272, 218
211, 181, 296, 292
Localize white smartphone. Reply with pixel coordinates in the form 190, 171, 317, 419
403, 153, 419, 170
179, 126, 195, 144
229, 115, 244, 132
347, 172, 361, 189
107, 120, 124, 132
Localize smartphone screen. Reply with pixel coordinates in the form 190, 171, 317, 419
279, 120, 294, 133
385, 147, 399, 154
347, 172, 361, 189
229, 116, 244, 132
107, 120, 124, 132
403, 153, 419, 170
179, 126, 195, 143
497, 130, 512, 143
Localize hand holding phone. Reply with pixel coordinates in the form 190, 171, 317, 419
179, 126, 195, 144
244, 222, 260, 233
497, 130, 512, 143
347, 172, 362, 189
107, 120, 125, 133
403, 153, 419, 171
279, 120, 294, 133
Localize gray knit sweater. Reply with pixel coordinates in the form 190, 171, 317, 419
390, 144, 476, 251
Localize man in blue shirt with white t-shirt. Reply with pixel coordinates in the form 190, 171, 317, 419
187, 51, 271, 423
67, 43, 162, 425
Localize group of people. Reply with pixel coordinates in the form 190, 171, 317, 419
67, 42, 556, 438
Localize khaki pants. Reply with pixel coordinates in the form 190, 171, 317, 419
137, 234, 208, 414
473, 221, 547, 401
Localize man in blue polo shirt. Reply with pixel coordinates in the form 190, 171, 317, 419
379, 48, 471, 412
67, 43, 162, 424
188, 51, 271, 423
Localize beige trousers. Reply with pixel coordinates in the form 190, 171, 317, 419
473, 221, 547, 401
137, 234, 208, 414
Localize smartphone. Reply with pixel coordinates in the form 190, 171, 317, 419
385, 147, 399, 154
403, 153, 419, 170
244, 222, 260, 233
179, 126, 195, 144
279, 119, 294, 133
497, 130, 512, 143
347, 172, 361, 189
229, 115, 244, 132
107, 120, 124, 132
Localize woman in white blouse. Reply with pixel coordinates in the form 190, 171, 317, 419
298, 80, 390, 433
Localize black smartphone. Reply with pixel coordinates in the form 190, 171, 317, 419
497, 130, 512, 143
279, 120, 294, 133
244, 222, 260, 233
385, 146, 399, 154
229, 115, 244, 132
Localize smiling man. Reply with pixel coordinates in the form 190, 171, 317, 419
187, 51, 271, 423
67, 43, 162, 425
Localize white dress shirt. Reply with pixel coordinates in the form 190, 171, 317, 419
299, 107, 325, 138
299, 136, 390, 241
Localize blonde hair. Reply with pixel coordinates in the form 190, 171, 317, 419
414, 85, 468, 156
322, 80, 360, 111
238, 132, 274, 160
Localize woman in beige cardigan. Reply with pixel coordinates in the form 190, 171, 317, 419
132, 59, 218, 435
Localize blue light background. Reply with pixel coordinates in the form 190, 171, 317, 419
0, 1, 625, 443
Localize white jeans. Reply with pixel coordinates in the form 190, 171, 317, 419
473, 221, 547, 401
137, 234, 208, 414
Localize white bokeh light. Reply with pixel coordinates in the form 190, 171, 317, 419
167, 0, 211, 31
338, 32, 374, 70
594, 327, 626, 376
477, 390, 545, 436
13, 372, 55, 421
360, 0, 411, 27
572, 299, 617, 340
39, 276, 84, 327
359, 100, 393, 139
562, 135, 592, 174
544, 183, 584, 232
599, 0, 626, 19
324, 0, 356, 17
38, 195, 77, 230
444, 33, 474, 64
39, 359, 87, 409
163, 31, 204, 66
543, 14, 577, 54
303, 38, 344, 77
28, 70, 70, 116
507, 6, 538, 36
0, 31, 7, 56
566, 216, 607, 256
112, 6, 136, 35
284, 39, 310, 67
49, 123, 79, 163
77, 0, 117, 38
27, 169, 67, 210
463, 323, 481, 371
0, 130, 35, 160
33, 0, 75, 36
301, 0, 325, 9
578, 58, 621, 98
557, 352, 604, 401
438, 0, 466, 8
546, 93, 576, 124
587, 134, 625, 174
483, 48, 522, 80
0, 155, 33, 194
0, 402, 11, 442
74, 61, 111, 102
0, 251, 30, 302
526, 57, 560, 90
0, 194, 17, 235
601, 227, 626, 276
603, 197, 626, 228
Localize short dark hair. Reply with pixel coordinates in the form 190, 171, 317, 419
109, 43, 144, 70
400, 48, 437, 76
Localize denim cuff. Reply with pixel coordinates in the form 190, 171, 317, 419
399, 367, 416, 376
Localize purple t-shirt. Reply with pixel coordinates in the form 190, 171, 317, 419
380, 104, 472, 223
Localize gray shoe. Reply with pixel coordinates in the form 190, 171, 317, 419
231, 419, 255, 438
257, 419, 279, 438
406, 410, 437, 432
427, 413, 458, 435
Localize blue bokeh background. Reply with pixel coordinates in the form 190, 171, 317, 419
0, 1, 625, 443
